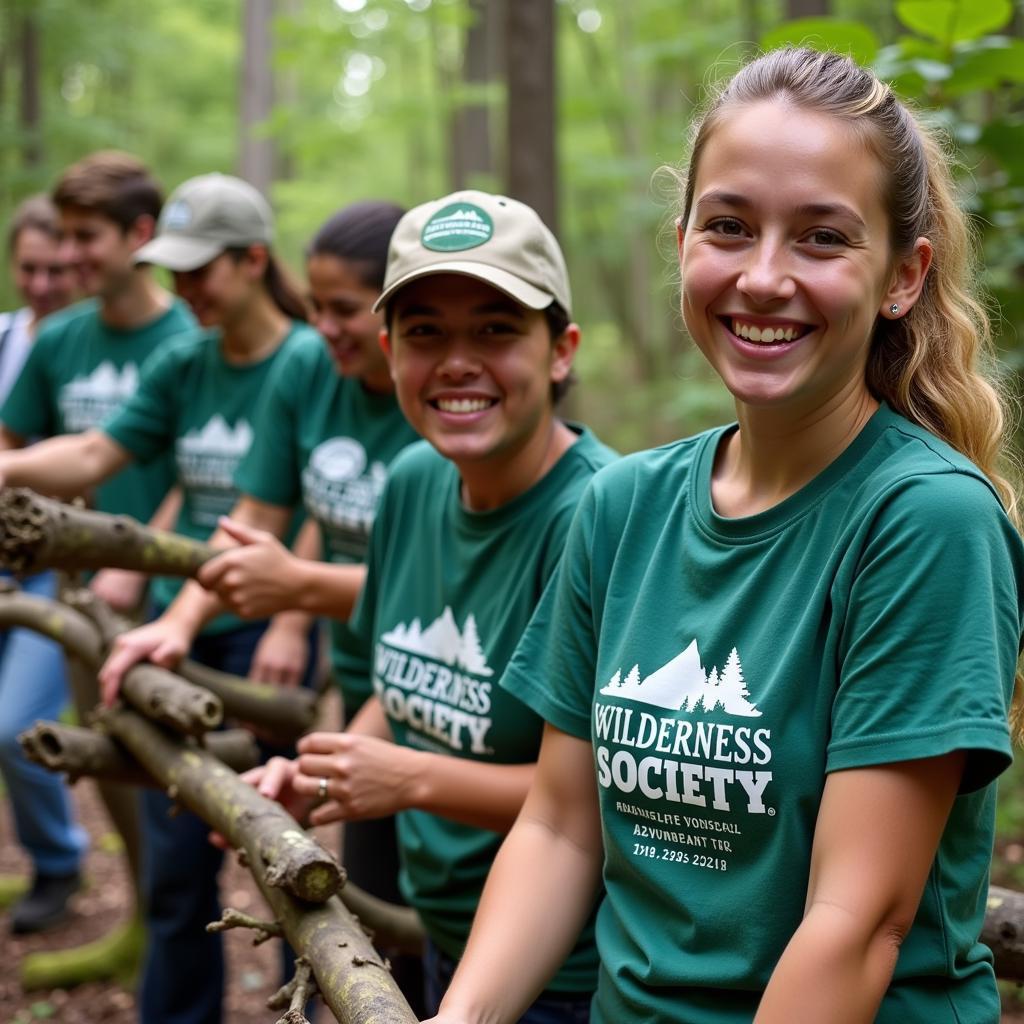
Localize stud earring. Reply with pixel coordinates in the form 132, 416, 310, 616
889, 303, 900, 316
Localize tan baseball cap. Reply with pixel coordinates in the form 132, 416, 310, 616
373, 190, 571, 315
134, 173, 273, 271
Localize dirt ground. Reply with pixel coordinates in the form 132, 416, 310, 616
0, 774, 315, 1024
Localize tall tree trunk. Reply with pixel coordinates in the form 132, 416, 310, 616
239, 0, 276, 196
506, 0, 557, 234
740, 0, 761, 49
785, 0, 828, 15
18, 11, 42, 169
450, 0, 498, 189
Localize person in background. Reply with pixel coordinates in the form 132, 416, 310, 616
100, 198, 425, 1009
0, 194, 81, 934
427, 48, 1024, 1024
0, 170, 320, 1024
0, 154, 191, 944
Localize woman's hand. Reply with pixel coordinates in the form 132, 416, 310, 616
89, 568, 148, 613
196, 517, 307, 618
294, 731, 422, 826
98, 613, 196, 705
247, 614, 311, 687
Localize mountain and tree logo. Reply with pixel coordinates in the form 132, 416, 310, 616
421, 203, 494, 252
381, 606, 493, 676
178, 415, 253, 458
600, 639, 761, 717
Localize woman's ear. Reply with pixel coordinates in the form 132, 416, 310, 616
881, 236, 933, 320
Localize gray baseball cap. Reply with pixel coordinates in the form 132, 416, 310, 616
134, 173, 273, 271
374, 190, 571, 315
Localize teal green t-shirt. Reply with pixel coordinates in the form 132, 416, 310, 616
0, 298, 191, 521
340, 428, 618, 987
234, 334, 419, 700
103, 321, 317, 627
503, 405, 1024, 1024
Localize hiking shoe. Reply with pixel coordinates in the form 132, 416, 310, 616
9, 871, 81, 934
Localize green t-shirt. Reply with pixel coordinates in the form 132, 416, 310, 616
340, 428, 618, 987
0, 297, 191, 522
504, 404, 1024, 1024
234, 334, 419, 695
103, 322, 317, 626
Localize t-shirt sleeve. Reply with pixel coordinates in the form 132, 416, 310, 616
827, 471, 1023, 792
0, 328, 57, 438
101, 344, 181, 463
234, 347, 301, 507
500, 483, 602, 741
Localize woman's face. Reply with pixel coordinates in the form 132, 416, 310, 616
679, 99, 914, 417
12, 226, 75, 320
172, 250, 256, 328
307, 253, 390, 391
384, 274, 575, 470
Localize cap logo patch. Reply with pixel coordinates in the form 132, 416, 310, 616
163, 199, 193, 231
421, 203, 493, 252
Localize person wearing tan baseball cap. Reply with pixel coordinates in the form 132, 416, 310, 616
374, 189, 571, 316
242, 190, 615, 1019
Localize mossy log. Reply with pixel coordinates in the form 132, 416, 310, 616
0, 587, 315, 739
94, 708, 416, 1022
178, 658, 318, 741
335, 882, 425, 957
984, 885, 1024, 982
0, 488, 215, 576
0, 588, 222, 736
101, 708, 343, 905
20, 721, 259, 786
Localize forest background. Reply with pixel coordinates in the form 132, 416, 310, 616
3, 0, 1024, 452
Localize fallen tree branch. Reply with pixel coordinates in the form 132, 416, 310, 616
0, 488, 215, 576
268, 956, 318, 1021
19, 722, 259, 786
0, 588, 315, 740
100, 708, 342, 905
207, 908, 283, 946
91, 707, 416, 1021
178, 659, 318, 742
984, 884, 1024, 982
0, 588, 222, 736
336, 882, 425, 957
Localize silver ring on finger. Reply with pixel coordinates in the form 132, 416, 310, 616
318, 776, 329, 800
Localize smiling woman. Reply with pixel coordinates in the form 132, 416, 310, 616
425, 49, 1024, 1024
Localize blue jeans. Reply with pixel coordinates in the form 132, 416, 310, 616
138, 618, 319, 1024
423, 940, 593, 1023
0, 571, 88, 875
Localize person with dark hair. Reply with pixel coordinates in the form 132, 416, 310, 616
0, 155, 191, 937
222, 190, 614, 1020
425, 49, 1024, 1024
0, 172, 320, 1024
100, 197, 424, 1008
0, 194, 80, 934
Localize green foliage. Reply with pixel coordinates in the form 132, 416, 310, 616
760, 18, 879, 63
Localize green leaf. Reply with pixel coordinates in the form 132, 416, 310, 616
760, 18, 879, 65
978, 120, 1024, 185
944, 39, 1024, 95
895, 0, 1012, 44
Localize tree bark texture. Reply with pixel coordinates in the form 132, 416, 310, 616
506, 0, 557, 234
984, 885, 1024, 982
0, 585, 314, 739
20, 721, 259, 787
239, 0, 276, 195
96, 709, 416, 1022
0, 489, 215, 577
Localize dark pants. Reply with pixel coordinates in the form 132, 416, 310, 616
423, 940, 593, 1024
139, 619, 318, 1024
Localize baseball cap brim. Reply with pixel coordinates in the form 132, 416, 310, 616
133, 235, 225, 272
373, 261, 555, 314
